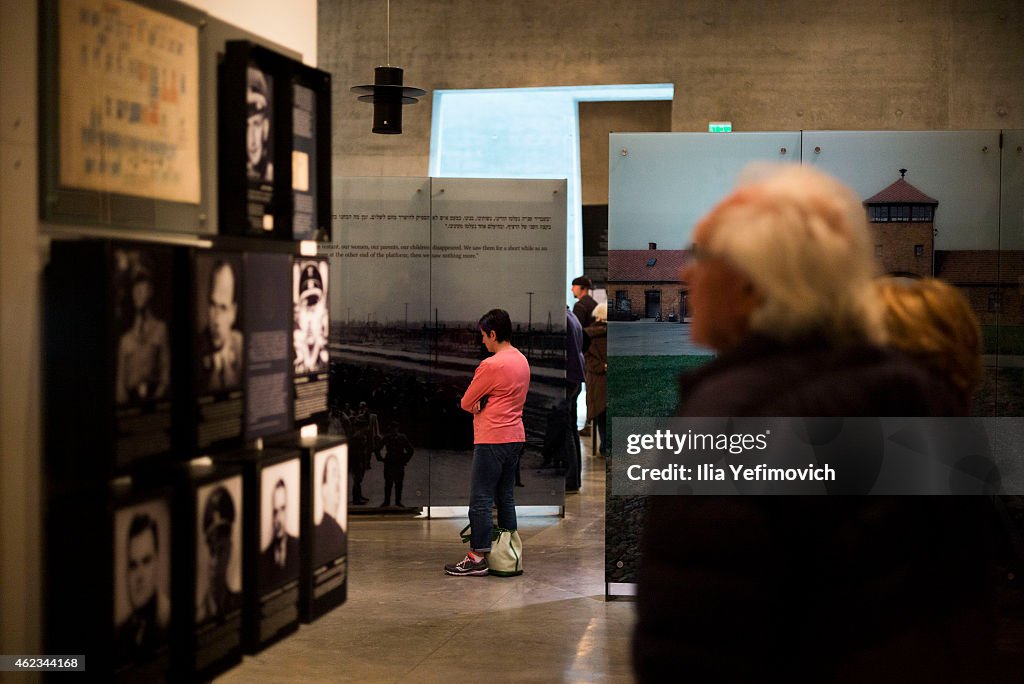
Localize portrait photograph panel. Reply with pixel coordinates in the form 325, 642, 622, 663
112, 497, 172, 666
292, 258, 330, 376
258, 458, 301, 591
313, 444, 347, 568
246, 64, 274, 188
113, 246, 173, 407
195, 475, 243, 623
195, 253, 245, 395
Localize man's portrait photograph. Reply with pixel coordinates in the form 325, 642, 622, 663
195, 253, 244, 394
113, 498, 171, 668
258, 458, 301, 591
195, 476, 243, 623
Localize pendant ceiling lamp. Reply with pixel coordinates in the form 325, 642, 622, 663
351, 0, 426, 135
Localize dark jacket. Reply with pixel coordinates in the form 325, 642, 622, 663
583, 320, 607, 419
634, 334, 998, 682
566, 309, 586, 385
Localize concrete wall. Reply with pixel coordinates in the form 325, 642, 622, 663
579, 101, 672, 205
319, 0, 1024, 178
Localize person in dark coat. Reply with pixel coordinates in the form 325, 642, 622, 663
583, 302, 608, 456
564, 307, 586, 491
379, 422, 414, 507
633, 164, 999, 682
571, 276, 598, 331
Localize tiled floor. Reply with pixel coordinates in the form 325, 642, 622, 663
218, 443, 636, 683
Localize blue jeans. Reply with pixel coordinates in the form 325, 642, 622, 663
468, 443, 523, 552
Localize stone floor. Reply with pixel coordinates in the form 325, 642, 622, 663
218, 442, 636, 683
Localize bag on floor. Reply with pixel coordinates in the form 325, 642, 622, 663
459, 524, 524, 576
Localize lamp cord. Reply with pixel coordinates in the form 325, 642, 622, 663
386, 0, 390, 66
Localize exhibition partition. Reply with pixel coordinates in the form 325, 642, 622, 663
605, 130, 1024, 595
329, 176, 569, 510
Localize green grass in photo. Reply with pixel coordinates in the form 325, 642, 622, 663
982, 325, 1024, 356
608, 354, 712, 418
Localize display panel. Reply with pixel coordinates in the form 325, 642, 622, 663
113, 496, 172, 673
114, 245, 173, 408
219, 42, 288, 238
193, 251, 245, 450
312, 444, 347, 568
292, 257, 329, 423
195, 475, 244, 624
243, 252, 293, 439
218, 43, 331, 241
258, 457, 301, 592
289, 61, 332, 242
328, 177, 432, 510
429, 178, 569, 506
46, 240, 179, 479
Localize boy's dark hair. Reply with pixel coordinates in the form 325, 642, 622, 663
478, 309, 512, 343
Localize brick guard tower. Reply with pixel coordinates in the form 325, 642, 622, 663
863, 169, 938, 278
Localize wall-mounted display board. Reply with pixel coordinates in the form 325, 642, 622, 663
329, 177, 568, 510
329, 177, 432, 511
45, 239, 181, 479
604, 129, 1024, 597
134, 461, 246, 681
186, 467, 245, 679
218, 41, 331, 241
215, 448, 302, 653
46, 480, 174, 680
291, 63, 332, 241
187, 250, 246, 454
292, 257, 330, 426
243, 252, 294, 440
40, 0, 206, 231
429, 178, 569, 506
267, 434, 348, 621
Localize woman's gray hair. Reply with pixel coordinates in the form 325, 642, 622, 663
700, 163, 887, 345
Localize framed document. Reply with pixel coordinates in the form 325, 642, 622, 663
40, 0, 206, 231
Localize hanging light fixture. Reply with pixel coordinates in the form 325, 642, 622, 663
351, 0, 426, 135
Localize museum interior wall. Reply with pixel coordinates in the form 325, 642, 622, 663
3, 0, 1024, 659
319, 0, 1024, 178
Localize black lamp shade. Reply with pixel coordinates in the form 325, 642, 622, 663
351, 66, 426, 135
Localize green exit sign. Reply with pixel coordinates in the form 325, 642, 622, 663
708, 121, 732, 132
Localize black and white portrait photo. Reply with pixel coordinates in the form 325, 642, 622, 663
292, 259, 329, 375
259, 458, 301, 591
246, 64, 273, 185
113, 498, 171, 667
114, 248, 171, 406
313, 445, 348, 568
195, 477, 243, 623
196, 254, 244, 394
